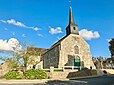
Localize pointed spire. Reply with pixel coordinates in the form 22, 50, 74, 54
66, 6, 79, 35
69, 6, 75, 24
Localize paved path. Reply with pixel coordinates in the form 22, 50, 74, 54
0, 75, 114, 85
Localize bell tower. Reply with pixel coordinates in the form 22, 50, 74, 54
66, 7, 79, 35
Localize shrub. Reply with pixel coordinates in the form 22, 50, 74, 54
54, 68, 63, 72
43, 69, 50, 72
81, 67, 88, 71
4, 70, 23, 79
24, 69, 47, 79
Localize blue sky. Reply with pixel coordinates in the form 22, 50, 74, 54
0, 0, 114, 57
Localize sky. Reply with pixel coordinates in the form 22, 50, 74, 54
0, 0, 114, 58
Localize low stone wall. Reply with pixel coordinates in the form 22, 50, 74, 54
47, 69, 98, 79
96, 69, 104, 76
68, 69, 97, 78
47, 72, 69, 79
101, 69, 114, 74
45, 67, 79, 79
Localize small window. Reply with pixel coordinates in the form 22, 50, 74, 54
74, 45, 79, 54
73, 27, 76, 30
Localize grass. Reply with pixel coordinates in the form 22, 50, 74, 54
43, 69, 50, 72
54, 68, 63, 72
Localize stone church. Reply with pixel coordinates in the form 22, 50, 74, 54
42, 7, 95, 69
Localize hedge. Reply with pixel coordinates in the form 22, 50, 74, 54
4, 69, 47, 80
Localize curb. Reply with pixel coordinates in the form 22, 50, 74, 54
0, 79, 69, 84
0, 79, 47, 84
69, 75, 103, 80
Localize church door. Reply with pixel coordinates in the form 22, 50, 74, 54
74, 59, 80, 67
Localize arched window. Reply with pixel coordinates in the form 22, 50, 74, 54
73, 27, 76, 30
74, 45, 79, 54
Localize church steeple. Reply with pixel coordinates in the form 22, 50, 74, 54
69, 7, 74, 24
66, 6, 79, 35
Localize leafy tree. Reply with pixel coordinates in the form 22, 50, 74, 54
7, 58, 19, 70
26, 47, 46, 69
0, 56, 8, 61
13, 42, 32, 70
0, 41, 46, 71
0, 57, 19, 71
0, 42, 30, 71
14, 42, 46, 70
109, 38, 114, 57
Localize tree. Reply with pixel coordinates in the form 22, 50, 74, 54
92, 57, 97, 68
109, 38, 114, 57
14, 42, 46, 70
14, 42, 32, 70
26, 47, 46, 69
0, 56, 19, 71
0, 42, 31, 71
97, 56, 103, 69
0, 41, 46, 71
7, 58, 19, 70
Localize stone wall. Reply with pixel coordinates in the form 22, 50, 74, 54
43, 45, 60, 68
47, 72, 69, 79
47, 69, 97, 79
43, 34, 95, 69
59, 34, 95, 69
46, 66, 78, 79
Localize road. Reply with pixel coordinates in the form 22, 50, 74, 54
0, 75, 114, 85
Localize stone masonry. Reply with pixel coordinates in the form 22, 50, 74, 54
42, 7, 96, 69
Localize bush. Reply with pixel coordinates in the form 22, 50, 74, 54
54, 68, 63, 72
43, 69, 50, 72
81, 67, 88, 71
4, 70, 23, 79
24, 69, 47, 79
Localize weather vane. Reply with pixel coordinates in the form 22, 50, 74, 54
69, 0, 72, 7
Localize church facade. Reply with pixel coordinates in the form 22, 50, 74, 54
42, 7, 95, 69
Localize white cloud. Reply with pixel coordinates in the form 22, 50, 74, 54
0, 19, 26, 27
0, 40, 11, 51
0, 38, 22, 51
7, 19, 26, 27
49, 26, 62, 34
0, 19, 41, 31
22, 34, 26, 37
0, 20, 7, 23
37, 34, 43, 37
32, 27, 40, 31
79, 29, 100, 40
